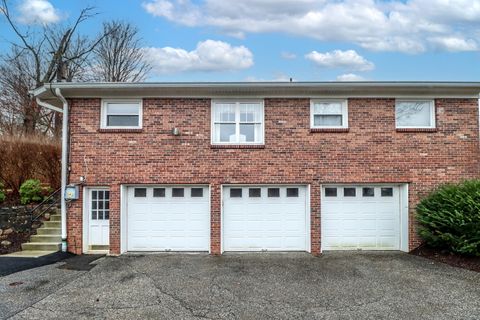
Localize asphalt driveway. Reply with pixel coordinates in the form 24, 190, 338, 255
0, 252, 479, 319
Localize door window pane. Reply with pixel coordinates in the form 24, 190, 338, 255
344, 188, 356, 197
91, 189, 109, 221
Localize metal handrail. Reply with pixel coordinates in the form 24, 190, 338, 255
29, 187, 61, 222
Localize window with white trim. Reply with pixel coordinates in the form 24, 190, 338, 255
101, 99, 142, 129
212, 100, 264, 144
310, 100, 348, 128
395, 100, 435, 128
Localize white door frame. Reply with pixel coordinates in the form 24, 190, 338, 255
120, 184, 212, 254
220, 184, 311, 253
319, 183, 409, 252
82, 186, 110, 253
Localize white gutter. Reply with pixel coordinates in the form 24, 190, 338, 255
35, 97, 63, 113
55, 88, 69, 252
35, 89, 68, 252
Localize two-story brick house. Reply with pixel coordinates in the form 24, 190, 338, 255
33, 82, 480, 256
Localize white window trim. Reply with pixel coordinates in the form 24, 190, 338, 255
395, 99, 436, 129
101, 99, 143, 129
211, 99, 265, 145
310, 99, 348, 129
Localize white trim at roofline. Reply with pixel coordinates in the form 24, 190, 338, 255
31, 82, 480, 102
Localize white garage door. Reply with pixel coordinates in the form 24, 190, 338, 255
223, 186, 308, 251
127, 186, 209, 251
321, 185, 400, 250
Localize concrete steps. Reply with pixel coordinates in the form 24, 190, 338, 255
37, 227, 62, 235
16, 209, 62, 257
21, 242, 61, 251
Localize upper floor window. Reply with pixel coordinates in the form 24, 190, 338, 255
101, 99, 142, 129
395, 100, 435, 128
310, 100, 348, 128
212, 100, 264, 144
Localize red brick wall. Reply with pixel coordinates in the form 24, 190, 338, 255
67, 97, 480, 255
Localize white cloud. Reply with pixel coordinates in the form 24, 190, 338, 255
17, 0, 61, 25
143, 40, 254, 74
429, 36, 478, 52
336, 73, 366, 81
281, 51, 297, 60
142, 0, 480, 53
305, 50, 374, 71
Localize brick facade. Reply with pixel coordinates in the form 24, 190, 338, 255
67, 97, 480, 255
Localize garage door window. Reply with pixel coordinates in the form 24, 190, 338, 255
153, 188, 165, 197
362, 187, 375, 197
325, 188, 337, 197
381, 188, 393, 197
191, 188, 204, 197
286, 188, 299, 197
230, 188, 242, 197
172, 188, 184, 197
249, 188, 261, 197
268, 188, 280, 197
343, 187, 356, 197
134, 188, 147, 197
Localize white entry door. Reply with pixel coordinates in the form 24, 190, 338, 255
88, 189, 110, 247
223, 185, 308, 252
321, 185, 400, 250
127, 186, 210, 251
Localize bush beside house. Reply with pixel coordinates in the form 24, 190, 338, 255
0, 135, 60, 204
417, 180, 480, 257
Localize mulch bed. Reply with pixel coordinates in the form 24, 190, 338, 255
410, 245, 480, 273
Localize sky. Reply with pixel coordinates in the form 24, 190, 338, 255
1, 0, 480, 82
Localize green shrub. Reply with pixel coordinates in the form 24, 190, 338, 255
0, 182, 5, 203
417, 180, 480, 256
19, 179, 43, 204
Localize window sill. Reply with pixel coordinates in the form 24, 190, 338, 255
396, 128, 437, 132
211, 144, 265, 149
98, 128, 143, 133
310, 128, 349, 133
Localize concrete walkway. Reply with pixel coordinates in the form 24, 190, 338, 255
0, 252, 479, 319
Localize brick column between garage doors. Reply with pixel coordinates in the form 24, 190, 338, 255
310, 182, 321, 256
210, 183, 222, 255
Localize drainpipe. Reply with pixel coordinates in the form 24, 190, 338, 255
55, 88, 69, 252
35, 88, 69, 252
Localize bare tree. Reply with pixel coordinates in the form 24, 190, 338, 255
91, 21, 151, 82
0, 0, 110, 136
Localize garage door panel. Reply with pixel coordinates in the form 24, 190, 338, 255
223, 185, 308, 252
127, 186, 209, 251
322, 185, 400, 251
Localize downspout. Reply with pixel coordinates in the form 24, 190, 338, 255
35, 91, 68, 252
55, 88, 69, 252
